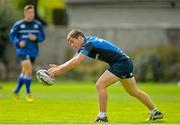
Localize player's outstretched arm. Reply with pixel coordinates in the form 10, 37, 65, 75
48, 53, 86, 77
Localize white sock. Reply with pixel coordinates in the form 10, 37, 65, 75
150, 108, 158, 115
98, 112, 107, 118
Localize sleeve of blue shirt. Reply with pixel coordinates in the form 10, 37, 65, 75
36, 23, 45, 42
9, 23, 20, 47
79, 42, 94, 56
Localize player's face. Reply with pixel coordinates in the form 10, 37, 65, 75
69, 36, 84, 50
24, 9, 35, 22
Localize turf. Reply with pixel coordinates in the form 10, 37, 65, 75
0, 80, 180, 124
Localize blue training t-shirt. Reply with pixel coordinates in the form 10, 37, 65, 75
78, 36, 129, 64
9, 19, 45, 57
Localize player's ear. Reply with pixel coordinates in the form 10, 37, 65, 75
78, 36, 84, 41
77, 36, 81, 40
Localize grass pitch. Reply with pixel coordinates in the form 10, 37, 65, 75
0, 80, 180, 124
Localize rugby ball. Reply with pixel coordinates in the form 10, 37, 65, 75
36, 69, 54, 86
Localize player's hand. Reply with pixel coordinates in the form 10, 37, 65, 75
48, 64, 60, 77
19, 41, 26, 48
48, 64, 58, 72
28, 34, 37, 41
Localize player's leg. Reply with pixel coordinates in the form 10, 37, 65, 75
120, 77, 163, 120
21, 58, 34, 102
13, 68, 25, 94
22, 60, 32, 92
120, 77, 155, 109
13, 72, 24, 100
95, 70, 119, 122
13, 57, 26, 100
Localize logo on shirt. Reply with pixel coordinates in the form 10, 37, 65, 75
95, 54, 99, 59
33, 24, 39, 29
20, 24, 26, 29
121, 75, 127, 79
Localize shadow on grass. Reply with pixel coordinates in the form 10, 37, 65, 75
141, 120, 166, 124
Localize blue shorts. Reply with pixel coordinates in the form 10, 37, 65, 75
108, 59, 134, 79
18, 55, 36, 63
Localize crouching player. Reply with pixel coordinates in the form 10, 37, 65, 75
48, 29, 163, 122
9, 5, 45, 102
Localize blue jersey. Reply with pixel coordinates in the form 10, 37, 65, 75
79, 36, 129, 64
9, 19, 45, 57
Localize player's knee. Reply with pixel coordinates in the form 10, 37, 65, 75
28, 71, 32, 76
96, 82, 104, 91
96, 83, 100, 90
24, 69, 32, 76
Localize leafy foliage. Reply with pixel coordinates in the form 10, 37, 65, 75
134, 44, 180, 82
0, 2, 19, 59
0, 1, 21, 80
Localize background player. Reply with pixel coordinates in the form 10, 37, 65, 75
9, 5, 45, 102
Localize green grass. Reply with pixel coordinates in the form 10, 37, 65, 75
0, 80, 180, 124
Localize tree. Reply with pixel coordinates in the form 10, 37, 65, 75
0, 0, 20, 80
